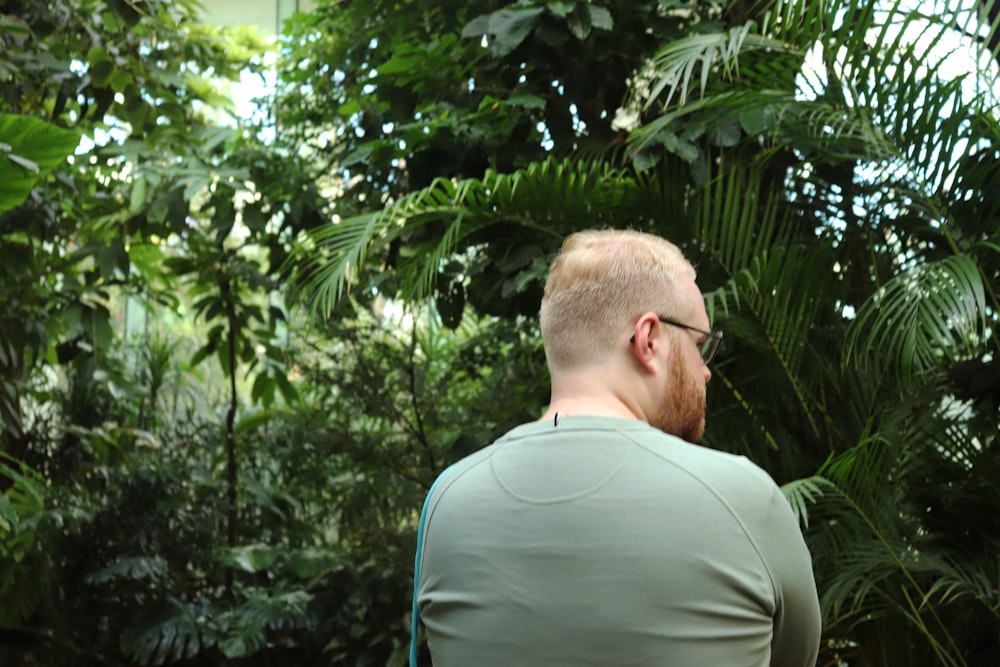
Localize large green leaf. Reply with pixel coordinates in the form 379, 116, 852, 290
462, 5, 545, 57
0, 114, 81, 214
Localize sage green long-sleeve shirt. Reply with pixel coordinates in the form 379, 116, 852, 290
416, 416, 821, 667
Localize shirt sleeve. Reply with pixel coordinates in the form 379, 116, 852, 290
759, 482, 822, 667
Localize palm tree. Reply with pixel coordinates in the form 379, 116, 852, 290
288, 0, 1000, 663
631, 0, 1000, 663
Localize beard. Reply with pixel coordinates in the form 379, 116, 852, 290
651, 358, 706, 442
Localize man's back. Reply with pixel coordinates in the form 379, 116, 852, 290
416, 416, 821, 666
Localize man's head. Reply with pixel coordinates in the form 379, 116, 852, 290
539, 228, 713, 441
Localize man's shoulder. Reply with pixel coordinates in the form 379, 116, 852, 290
627, 430, 789, 533
628, 427, 776, 490
426, 417, 782, 507
423, 436, 506, 502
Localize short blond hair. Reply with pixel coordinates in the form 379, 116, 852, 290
539, 229, 696, 371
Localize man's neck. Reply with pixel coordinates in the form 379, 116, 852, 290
540, 396, 643, 424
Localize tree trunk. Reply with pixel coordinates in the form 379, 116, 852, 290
223, 283, 239, 595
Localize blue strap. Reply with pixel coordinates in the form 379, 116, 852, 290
410, 469, 450, 666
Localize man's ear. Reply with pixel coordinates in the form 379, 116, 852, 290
630, 312, 664, 374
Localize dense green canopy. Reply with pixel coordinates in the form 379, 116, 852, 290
1, 0, 998, 664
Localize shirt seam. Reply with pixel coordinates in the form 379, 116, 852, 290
487, 438, 635, 505
620, 429, 780, 606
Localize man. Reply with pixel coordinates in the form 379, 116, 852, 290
411, 229, 822, 666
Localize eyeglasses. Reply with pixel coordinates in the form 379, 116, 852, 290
630, 316, 723, 364
659, 317, 723, 364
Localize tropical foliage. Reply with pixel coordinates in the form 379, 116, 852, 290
632, 2, 1000, 664
1, 0, 998, 665
292, 0, 1000, 664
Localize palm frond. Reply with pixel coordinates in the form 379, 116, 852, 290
694, 150, 800, 323
923, 557, 1000, 614
781, 474, 833, 529
642, 26, 790, 109
806, 439, 974, 660
845, 254, 988, 382
980, 0, 1000, 63
634, 0, 999, 182
759, 0, 847, 46
287, 158, 644, 315
691, 151, 846, 451
695, 154, 789, 274
820, 541, 913, 619
286, 210, 385, 314
705, 241, 836, 444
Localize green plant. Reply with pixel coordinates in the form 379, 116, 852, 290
631, 0, 1000, 662
0, 452, 48, 628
